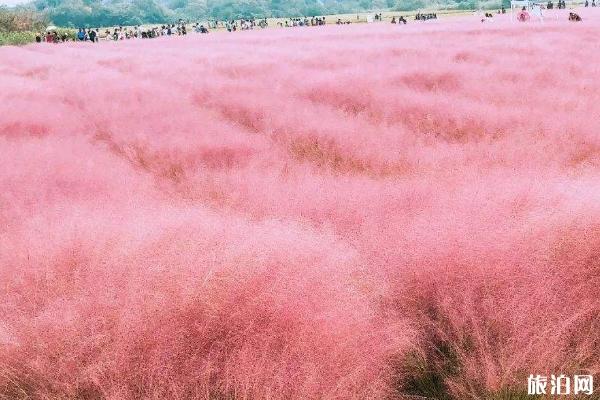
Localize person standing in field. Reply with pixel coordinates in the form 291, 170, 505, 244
518, 7, 531, 21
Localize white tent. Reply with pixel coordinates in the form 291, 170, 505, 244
511, 0, 546, 21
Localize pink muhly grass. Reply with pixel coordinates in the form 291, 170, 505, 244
2, 10, 600, 399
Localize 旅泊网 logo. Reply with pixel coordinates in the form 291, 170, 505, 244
527, 374, 593, 396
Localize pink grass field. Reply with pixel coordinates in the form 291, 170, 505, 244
1, 10, 600, 399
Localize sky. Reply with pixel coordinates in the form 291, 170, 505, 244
1, 0, 29, 5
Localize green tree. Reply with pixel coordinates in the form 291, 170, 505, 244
394, 0, 425, 10
456, 0, 476, 9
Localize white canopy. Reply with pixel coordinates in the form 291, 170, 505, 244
511, 0, 546, 21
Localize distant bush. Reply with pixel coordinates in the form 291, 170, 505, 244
0, 25, 76, 46
0, 7, 49, 45
0, 7, 48, 32
0, 30, 36, 45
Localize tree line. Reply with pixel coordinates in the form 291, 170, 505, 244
4, 0, 505, 30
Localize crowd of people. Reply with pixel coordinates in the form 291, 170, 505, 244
549, 0, 568, 8
391, 16, 408, 23
415, 12, 438, 20
222, 18, 269, 31
283, 17, 327, 27
34, 3, 591, 46
35, 21, 210, 43
201, 17, 328, 31
33, 15, 334, 44
204, 17, 333, 30
37, 31, 69, 43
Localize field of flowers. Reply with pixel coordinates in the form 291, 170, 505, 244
1, 11, 600, 399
